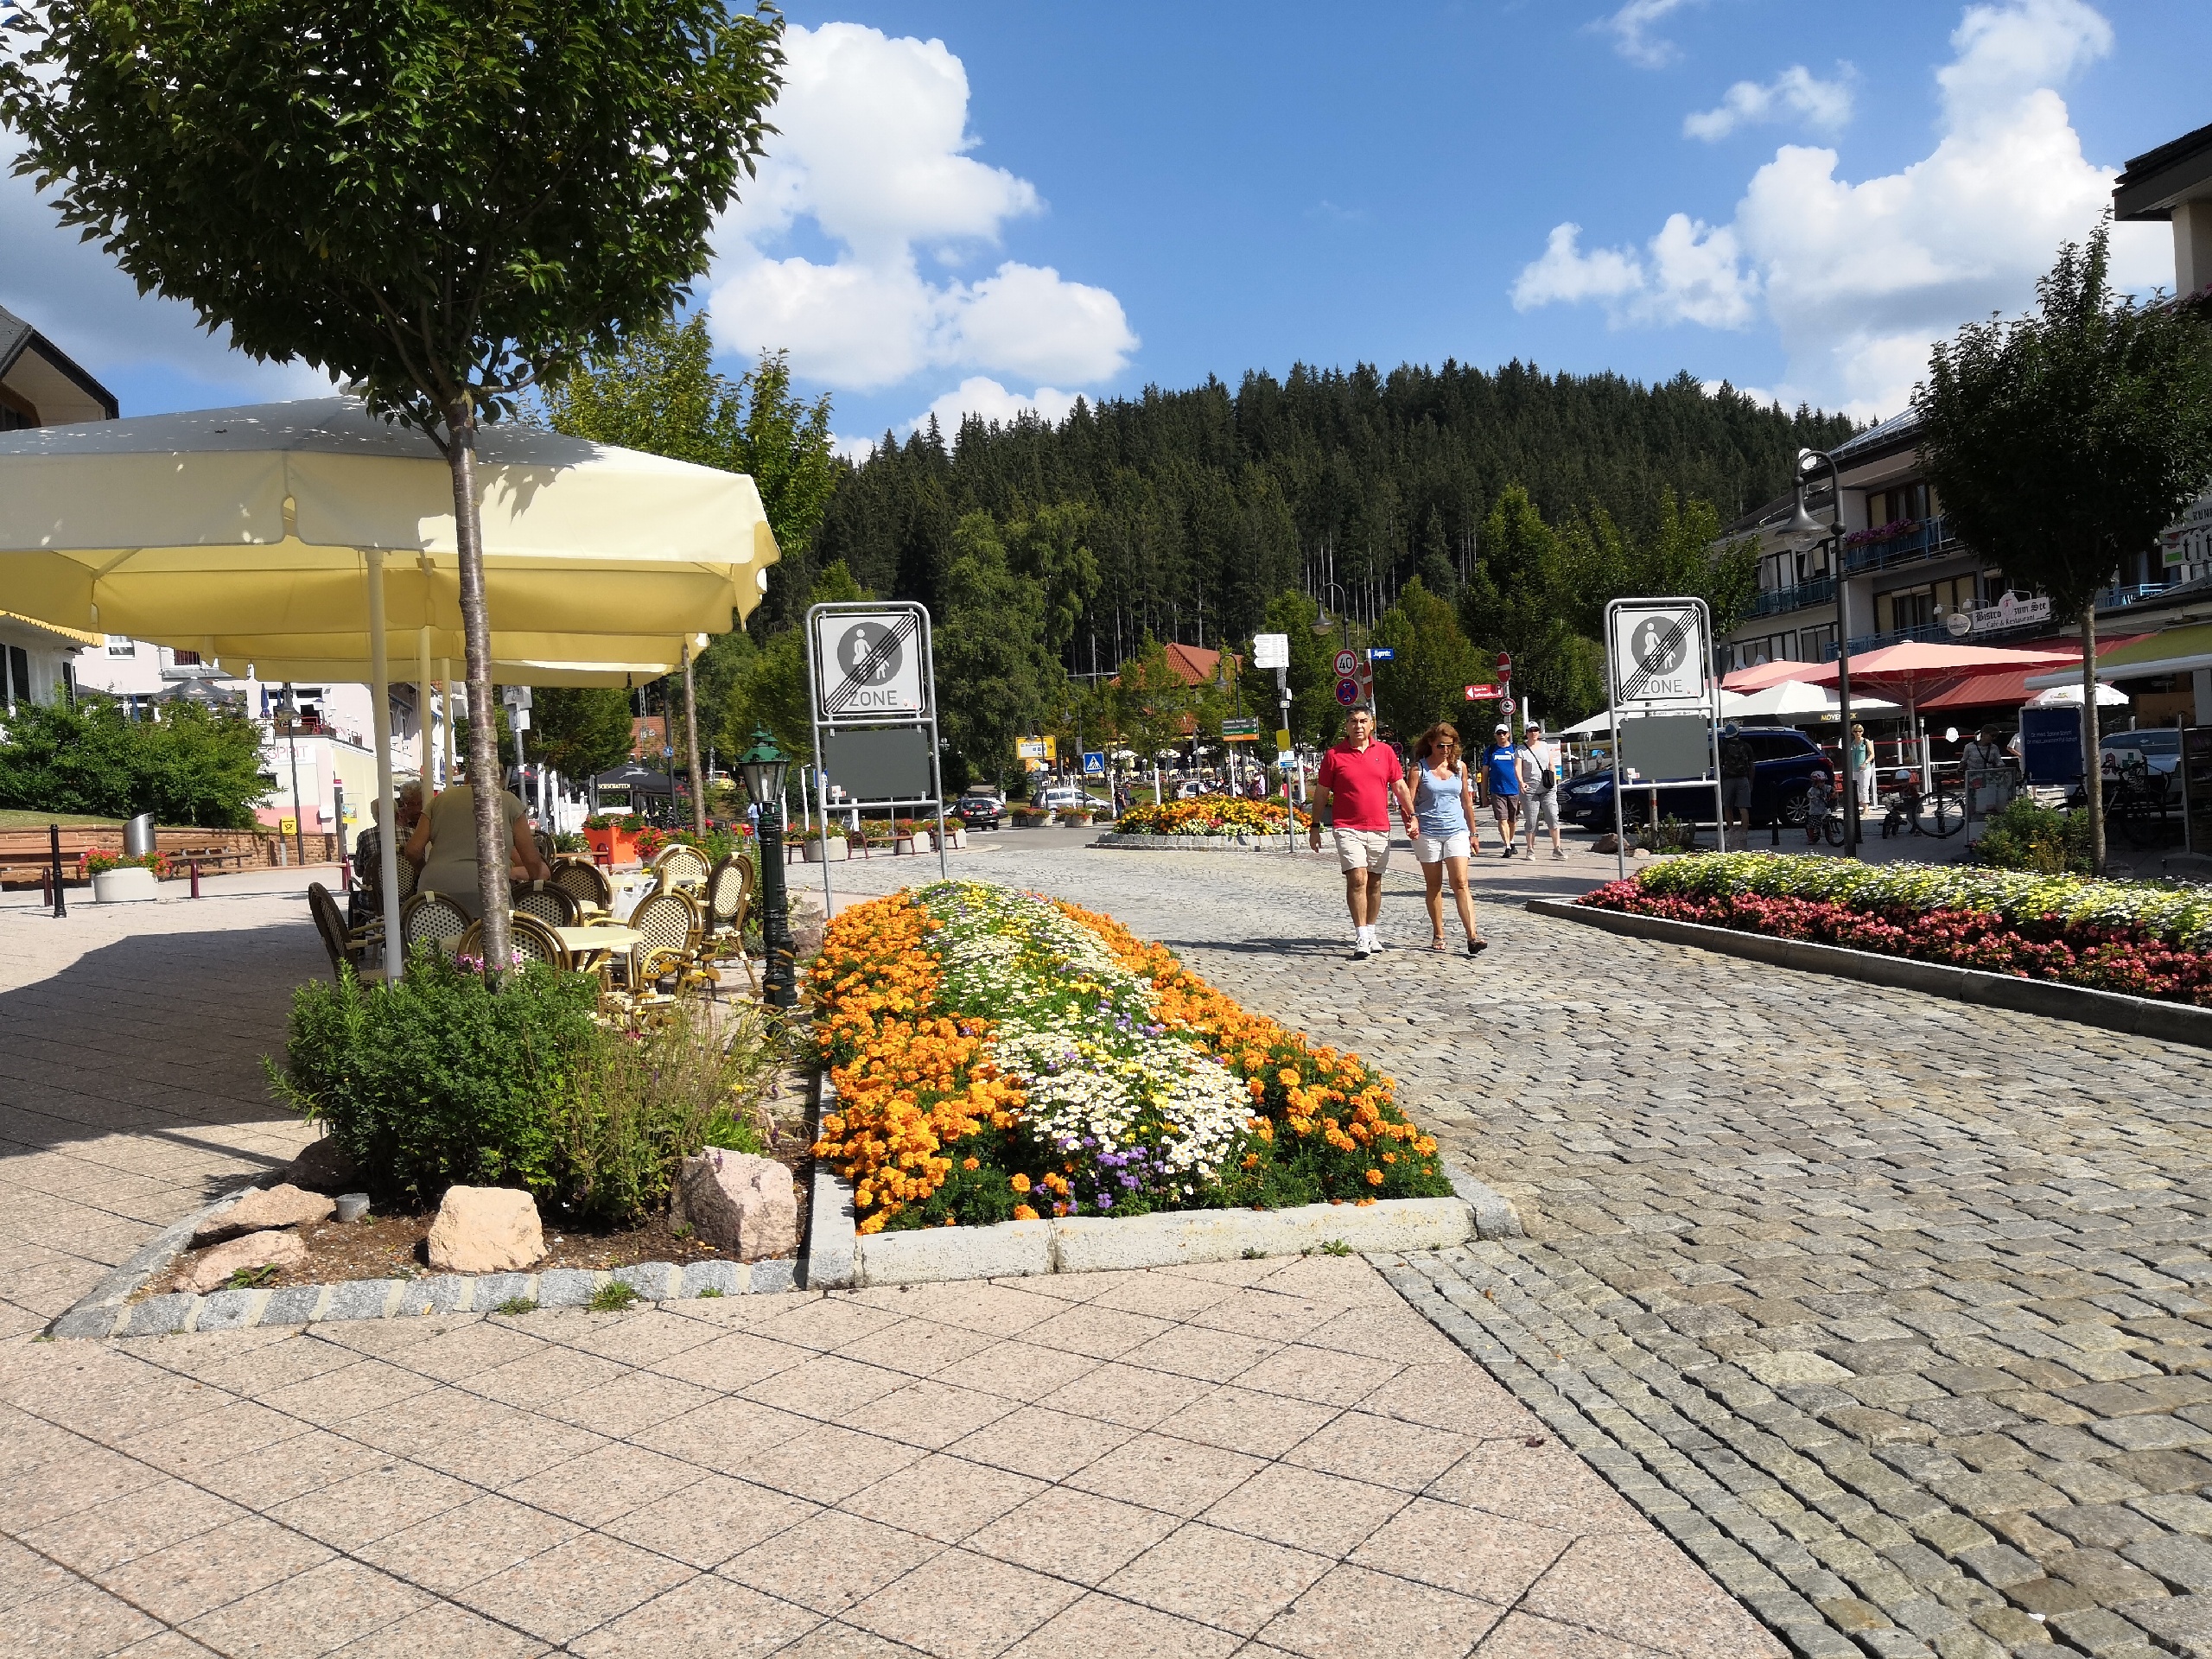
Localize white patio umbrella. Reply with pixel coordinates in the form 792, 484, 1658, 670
0, 397, 779, 963
2024, 681, 2129, 709
1728, 681, 1902, 721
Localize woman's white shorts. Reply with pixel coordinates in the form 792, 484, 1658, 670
1412, 830, 1471, 864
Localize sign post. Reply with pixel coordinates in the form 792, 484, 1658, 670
1602, 597, 1716, 882
807, 603, 949, 922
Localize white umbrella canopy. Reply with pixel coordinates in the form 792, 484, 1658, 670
2024, 681, 2129, 709
0, 397, 777, 638
1728, 680, 1902, 721
204, 629, 703, 687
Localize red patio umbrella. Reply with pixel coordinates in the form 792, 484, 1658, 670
1803, 642, 2081, 768
1720, 658, 1832, 692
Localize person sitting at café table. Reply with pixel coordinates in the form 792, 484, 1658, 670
402, 759, 551, 918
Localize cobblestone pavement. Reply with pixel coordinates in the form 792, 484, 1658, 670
834, 840, 2212, 1659
0, 863, 1771, 1656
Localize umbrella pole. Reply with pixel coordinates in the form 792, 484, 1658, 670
366, 551, 404, 978
417, 628, 435, 791
682, 640, 707, 840
442, 658, 455, 786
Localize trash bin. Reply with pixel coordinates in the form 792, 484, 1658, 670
124, 812, 156, 858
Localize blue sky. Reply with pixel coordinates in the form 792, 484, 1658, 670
7, 0, 2209, 443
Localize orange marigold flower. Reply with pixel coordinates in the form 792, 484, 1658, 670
962, 1157, 980, 1171
1010, 1173, 1032, 1193
1012, 1204, 1039, 1222
1364, 1167, 1385, 1186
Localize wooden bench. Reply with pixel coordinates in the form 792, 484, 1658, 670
170, 845, 253, 874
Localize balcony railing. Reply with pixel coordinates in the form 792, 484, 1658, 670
1840, 515, 1956, 574
1750, 575, 1835, 618
1822, 624, 1947, 659
2094, 582, 2169, 611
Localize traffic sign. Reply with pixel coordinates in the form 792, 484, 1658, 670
1332, 648, 1357, 677
812, 608, 929, 721
1081, 750, 1106, 776
1333, 677, 1361, 707
1367, 646, 1395, 663
1496, 652, 1512, 683
1464, 683, 1500, 701
1609, 604, 1707, 707
1221, 716, 1261, 736
1253, 632, 1290, 670
1274, 728, 1294, 751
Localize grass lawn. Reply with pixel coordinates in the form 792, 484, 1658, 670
0, 809, 124, 830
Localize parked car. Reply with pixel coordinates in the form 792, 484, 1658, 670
1035, 783, 1087, 811
955, 785, 1005, 830
2100, 727, 2182, 781
1558, 725, 1834, 829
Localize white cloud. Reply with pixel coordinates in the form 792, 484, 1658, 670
1685, 65, 1855, 142
1516, 0, 2167, 417
908, 376, 1077, 437
1595, 0, 1702, 69
709, 22, 1135, 395
1, 134, 332, 406
1512, 213, 1758, 328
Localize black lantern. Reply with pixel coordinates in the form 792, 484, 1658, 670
737, 728, 798, 1007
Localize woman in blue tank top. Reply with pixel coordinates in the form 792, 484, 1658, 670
1404, 723, 1486, 957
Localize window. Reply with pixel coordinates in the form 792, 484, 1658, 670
107, 639, 136, 657
1798, 623, 1837, 660
1868, 482, 1930, 526
1745, 734, 1806, 760
6, 646, 28, 712
170, 648, 200, 666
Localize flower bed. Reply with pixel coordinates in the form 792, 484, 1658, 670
1115, 795, 1310, 836
1581, 852, 2212, 1005
810, 880, 1448, 1233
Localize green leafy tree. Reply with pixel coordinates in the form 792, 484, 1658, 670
527, 688, 636, 785
936, 514, 1060, 783
718, 563, 870, 769
1916, 224, 2212, 872
1006, 502, 1101, 659
3, 0, 784, 966
1460, 486, 1605, 725
0, 698, 269, 826
1370, 578, 1484, 744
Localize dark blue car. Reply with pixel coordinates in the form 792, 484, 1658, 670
1559, 726, 1835, 830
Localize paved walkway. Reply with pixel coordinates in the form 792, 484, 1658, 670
828, 838, 2212, 1659
0, 867, 1771, 1656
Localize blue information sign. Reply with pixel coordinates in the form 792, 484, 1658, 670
1081, 750, 1106, 776
1367, 646, 1396, 662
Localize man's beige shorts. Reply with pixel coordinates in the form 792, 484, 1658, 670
1332, 828, 1392, 873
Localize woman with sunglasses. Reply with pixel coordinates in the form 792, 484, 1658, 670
1406, 722, 1487, 957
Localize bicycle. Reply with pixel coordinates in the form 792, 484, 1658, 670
2107, 753, 2174, 849
1914, 786, 1963, 839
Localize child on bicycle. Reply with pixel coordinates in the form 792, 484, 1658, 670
1880, 768, 1922, 839
1803, 773, 1834, 846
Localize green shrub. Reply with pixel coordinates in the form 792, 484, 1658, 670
269, 954, 782, 1224
1974, 795, 2095, 874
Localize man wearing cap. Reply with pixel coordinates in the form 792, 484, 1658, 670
1309, 707, 1418, 958
1480, 721, 1522, 857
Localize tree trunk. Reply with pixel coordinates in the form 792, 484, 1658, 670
682, 641, 708, 839
2082, 602, 2104, 876
446, 398, 511, 977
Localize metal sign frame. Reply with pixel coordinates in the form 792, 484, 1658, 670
1604, 596, 1722, 881
806, 601, 950, 920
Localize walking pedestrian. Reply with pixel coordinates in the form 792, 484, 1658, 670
1849, 722, 1876, 813
1481, 721, 1522, 856
1719, 723, 1756, 849
1406, 723, 1486, 956
1309, 707, 1417, 959
1517, 720, 1565, 860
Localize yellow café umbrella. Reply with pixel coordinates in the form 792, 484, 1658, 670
0, 397, 779, 958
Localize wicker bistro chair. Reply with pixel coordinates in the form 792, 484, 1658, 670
308, 881, 384, 982
650, 842, 711, 896
398, 892, 472, 963
532, 827, 556, 866
626, 887, 709, 998
512, 880, 582, 931
549, 855, 613, 916
454, 911, 572, 972
702, 855, 759, 992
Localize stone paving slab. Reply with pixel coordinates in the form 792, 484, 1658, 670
0, 848, 1772, 1657
828, 840, 2212, 1657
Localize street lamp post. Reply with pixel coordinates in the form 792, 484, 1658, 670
737, 728, 798, 1008
1785, 449, 1858, 856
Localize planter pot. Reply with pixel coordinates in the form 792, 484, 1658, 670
583, 827, 642, 867
1061, 812, 1092, 828
803, 836, 850, 863
92, 867, 159, 903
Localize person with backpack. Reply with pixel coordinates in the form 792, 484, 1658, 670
1516, 719, 1565, 861
1482, 721, 1522, 857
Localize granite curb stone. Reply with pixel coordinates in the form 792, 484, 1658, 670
1529, 895, 2212, 1049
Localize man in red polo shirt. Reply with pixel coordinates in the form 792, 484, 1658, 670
1309, 707, 1417, 958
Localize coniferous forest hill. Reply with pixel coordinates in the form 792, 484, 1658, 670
545, 325, 1855, 787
